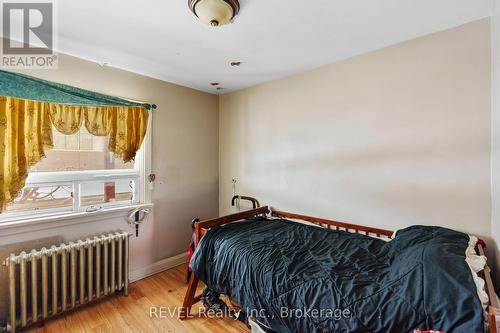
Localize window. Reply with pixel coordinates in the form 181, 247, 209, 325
31, 126, 134, 172
1, 124, 151, 221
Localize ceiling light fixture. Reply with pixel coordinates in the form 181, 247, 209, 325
188, 0, 240, 27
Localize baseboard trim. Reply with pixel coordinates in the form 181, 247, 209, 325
129, 252, 189, 282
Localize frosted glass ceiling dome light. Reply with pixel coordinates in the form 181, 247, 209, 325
188, 0, 240, 27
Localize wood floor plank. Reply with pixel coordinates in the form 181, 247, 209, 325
94, 298, 134, 333
23, 264, 247, 333
76, 305, 108, 331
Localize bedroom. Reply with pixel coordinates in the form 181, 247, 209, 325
0, 0, 499, 332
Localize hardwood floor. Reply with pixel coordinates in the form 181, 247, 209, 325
25, 264, 249, 333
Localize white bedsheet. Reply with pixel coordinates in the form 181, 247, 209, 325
465, 236, 489, 310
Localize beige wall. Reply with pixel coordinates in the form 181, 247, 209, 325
3, 46, 219, 260
0, 16, 496, 291
491, 0, 500, 286
220, 19, 492, 246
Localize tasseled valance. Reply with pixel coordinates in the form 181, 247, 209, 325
0, 70, 152, 212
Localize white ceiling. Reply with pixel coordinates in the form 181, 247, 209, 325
22, 0, 498, 93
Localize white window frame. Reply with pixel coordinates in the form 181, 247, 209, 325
0, 114, 153, 222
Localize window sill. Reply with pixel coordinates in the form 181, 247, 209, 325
0, 203, 154, 233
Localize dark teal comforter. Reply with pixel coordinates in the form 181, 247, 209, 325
190, 218, 483, 333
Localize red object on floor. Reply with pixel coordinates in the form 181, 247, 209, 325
413, 330, 446, 333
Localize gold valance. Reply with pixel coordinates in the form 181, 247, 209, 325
0, 96, 149, 212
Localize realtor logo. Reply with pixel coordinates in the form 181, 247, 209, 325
1, 1, 57, 68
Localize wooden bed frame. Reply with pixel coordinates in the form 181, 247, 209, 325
181, 206, 499, 332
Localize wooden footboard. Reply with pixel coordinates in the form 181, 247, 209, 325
180, 206, 269, 319
180, 206, 499, 333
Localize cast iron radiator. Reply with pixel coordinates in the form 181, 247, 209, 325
2, 231, 130, 333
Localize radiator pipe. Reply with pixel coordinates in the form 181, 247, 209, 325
51, 246, 58, 315
110, 235, 116, 294
87, 240, 93, 302
19, 252, 27, 327
30, 250, 38, 323
95, 237, 101, 298
79, 242, 85, 304
124, 235, 130, 296
41, 249, 48, 319
61, 249, 67, 311
118, 236, 123, 291
70, 243, 76, 308
103, 238, 109, 295
8, 255, 16, 333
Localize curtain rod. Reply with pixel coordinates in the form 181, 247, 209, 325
119, 96, 157, 110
